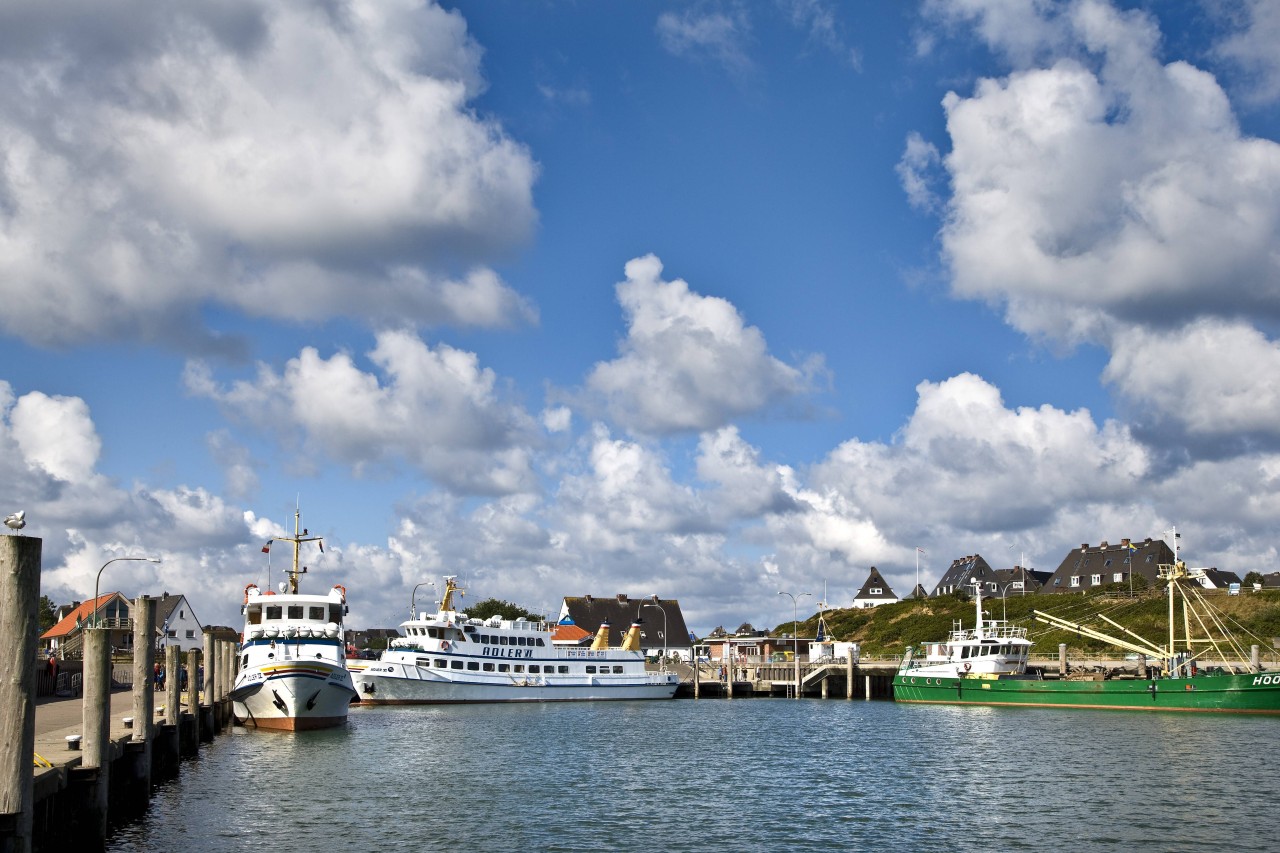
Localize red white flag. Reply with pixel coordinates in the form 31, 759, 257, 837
262, 542, 271, 553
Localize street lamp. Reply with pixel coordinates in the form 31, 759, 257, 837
410, 580, 435, 619
777, 590, 811, 699
637, 597, 668, 664
92, 556, 161, 628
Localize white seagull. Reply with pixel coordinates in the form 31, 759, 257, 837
4, 510, 25, 533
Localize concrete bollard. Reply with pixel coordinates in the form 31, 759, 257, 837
0, 534, 41, 852
1059, 643, 1068, 678
182, 649, 200, 755
1252, 644, 1261, 673
865, 674, 872, 700
846, 656, 854, 700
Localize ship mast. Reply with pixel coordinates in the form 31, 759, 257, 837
274, 506, 324, 594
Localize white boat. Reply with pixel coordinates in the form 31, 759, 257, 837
348, 577, 679, 704
230, 510, 357, 730
896, 585, 1034, 680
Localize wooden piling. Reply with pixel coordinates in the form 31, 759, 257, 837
184, 649, 200, 754
864, 674, 871, 700
129, 596, 156, 810
846, 656, 854, 699
1252, 644, 1261, 673
80, 628, 111, 843
201, 631, 216, 739
0, 534, 41, 852
164, 645, 181, 727
1059, 643, 1068, 677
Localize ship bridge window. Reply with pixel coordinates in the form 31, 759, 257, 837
451, 661, 464, 670
329, 604, 343, 623
514, 665, 524, 673
481, 635, 491, 644
266, 606, 283, 620
466, 662, 479, 671
612, 666, 623, 674
433, 659, 446, 668
529, 665, 541, 673
517, 637, 527, 646
483, 662, 495, 672
498, 664, 510, 673
309, 606, 325, 620
427, 627, 440, 639
288, 605, 304, 619
499, 636, 509, 645
246, 607, 262, 625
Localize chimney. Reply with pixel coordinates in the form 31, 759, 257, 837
617, 593, 628, 603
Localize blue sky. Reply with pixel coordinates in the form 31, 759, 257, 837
3, 0, 1279, 635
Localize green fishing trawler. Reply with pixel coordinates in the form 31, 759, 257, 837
893, 552, 1280, 715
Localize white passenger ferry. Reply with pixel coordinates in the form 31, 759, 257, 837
230, 510, 357, 730
348, 577, 679, 703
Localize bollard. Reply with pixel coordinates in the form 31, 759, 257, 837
865, 674, 872, 700
0, 535, 41, 852
1252, 644, 1261, 673
1059, 643, 1068, 678
80, 628, 112, 844
846, 656, 854, 700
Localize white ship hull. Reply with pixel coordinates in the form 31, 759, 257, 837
349, 654, 678, 704
231, 657, 356, 730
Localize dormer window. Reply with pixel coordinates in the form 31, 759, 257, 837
870, 587, 882, 594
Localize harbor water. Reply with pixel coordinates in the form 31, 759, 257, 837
109, 699, 1277, 852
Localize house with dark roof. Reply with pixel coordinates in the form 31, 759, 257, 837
904, 583, 929, 600
992, 565, 1052, 595
852, 567, 898, 609
1040, 537, 1175, 593
155, 592, 205, 653
1189, 568, 1242, 590
558, 594, 693, 660
931, 554, 998, 597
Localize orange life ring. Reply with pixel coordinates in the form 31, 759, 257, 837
963, 662, 972, 672
333, 584, 347, 603
244, 584, 258, 604
441, 641, 451, 651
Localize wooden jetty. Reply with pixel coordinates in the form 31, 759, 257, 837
2, 535, 239, 852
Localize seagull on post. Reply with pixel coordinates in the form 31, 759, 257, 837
4, 510, 25, 533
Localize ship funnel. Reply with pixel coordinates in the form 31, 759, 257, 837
590, 619, 612, 650
620, 620, 643, 652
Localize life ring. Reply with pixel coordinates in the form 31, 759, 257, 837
244, 583, 258, 603
333, 584, 347, 603
963, 662, 972, 673
441, 641, 451, 651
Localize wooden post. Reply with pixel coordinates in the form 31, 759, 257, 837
1059, 643, 1068, 678
130, 596, 156, 805
164, 645, 181, 727
201, 630, 216, 739
81, 628, 112, 843
0, 535, 41, 852
1252, 644, 1261, 673
185, 648, 200, 751
692, 654, 700, 699
846, 656, 854, 699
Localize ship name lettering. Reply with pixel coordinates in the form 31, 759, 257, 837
1255, 675, 1275, 686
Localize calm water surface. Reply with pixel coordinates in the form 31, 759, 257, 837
109, 699, 1278, 852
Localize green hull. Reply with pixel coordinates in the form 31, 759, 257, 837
892, 671, 1280, 714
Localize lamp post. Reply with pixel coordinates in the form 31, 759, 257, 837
777, 590, 811, 699
637, 597, 668, 664
92, 556, 161, 655
410, 580, 435, 619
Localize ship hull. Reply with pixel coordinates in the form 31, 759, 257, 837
892, 671, 1280, 714
231, 660, 356, 730
348, 661, 677, 704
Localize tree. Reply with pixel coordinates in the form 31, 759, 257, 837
465, 598, 541, 622
1244, 571, 1265, 588
38, 595, 57, 631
